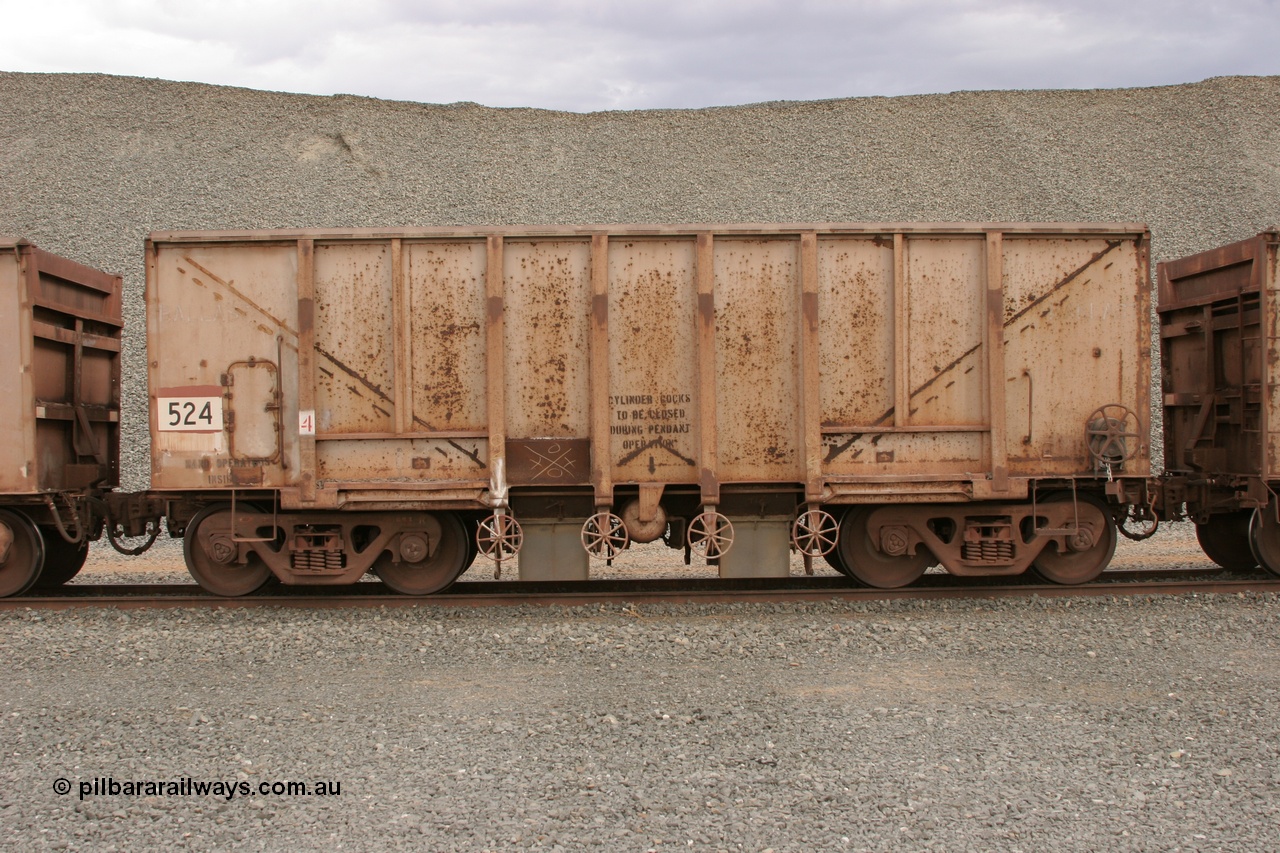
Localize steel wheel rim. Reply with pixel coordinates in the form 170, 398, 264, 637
0, 509, 45, 598
183, 505, 274, 597
837, 507, 931, 589
1031, 494, 1117, 584
1248, 508, 1280, 578
33, 529, 90, 588
820, 508, 854, 576
1195, 512, 1257, 571
375, 513, 469, 595
461, 516, 480, 569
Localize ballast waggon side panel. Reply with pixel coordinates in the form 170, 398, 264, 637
0, 240, 123, 596
1159, 229, 1280, 484
145, 223, 1151, 512
1157, 230, 1280, 577
1, 240, 122, 495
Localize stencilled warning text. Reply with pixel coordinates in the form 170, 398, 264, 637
610, 393, 692, 450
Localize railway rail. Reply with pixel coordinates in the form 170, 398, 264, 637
5, 568, 1276, 611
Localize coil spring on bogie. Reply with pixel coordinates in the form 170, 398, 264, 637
962, 519, 1015, 564
962, 539, 1015, 564
291, 550, 346, 573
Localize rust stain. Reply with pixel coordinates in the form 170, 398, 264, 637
183, 255, 296, 335
324, 354, 389, 403
1003, 240, 1121, 328
698, 291, 714, 321
802, 290, 819, 331
448, 440, 484, 468
824, 433, 863, 464
699, 466, 717, 495
419, 320, 482, 425
182, 254, 400, 427
826, 240, 1122, 464
298, 297, 314, 332
230, 465, 264, 487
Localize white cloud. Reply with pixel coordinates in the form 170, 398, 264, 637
2, 0, 1277, 110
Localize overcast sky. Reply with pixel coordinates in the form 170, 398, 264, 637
4, 0, 1278, 112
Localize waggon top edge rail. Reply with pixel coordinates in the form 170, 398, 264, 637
147, 222, 1151, 244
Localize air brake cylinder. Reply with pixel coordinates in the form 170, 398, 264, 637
621, 498, 667, 543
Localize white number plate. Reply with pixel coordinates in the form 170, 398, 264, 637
158, 395, 223, 432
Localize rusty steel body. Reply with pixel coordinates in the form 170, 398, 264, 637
0, 240, 122, 504
1159, 230, 1280, 516
146, 223, 1151, 583
0, 239, 122, 595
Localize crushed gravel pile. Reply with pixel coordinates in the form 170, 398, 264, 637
2, 593, 1279, 851
3, 73, 1280, 851
2, 72, 1279, 486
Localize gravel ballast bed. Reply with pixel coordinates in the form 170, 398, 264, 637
2, 593, 1279, 851
3, 72, 1280, 850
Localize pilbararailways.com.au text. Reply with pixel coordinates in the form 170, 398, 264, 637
54, 777, 342, 801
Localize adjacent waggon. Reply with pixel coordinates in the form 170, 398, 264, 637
14, 223, 1278, 598
0, 239, 122, 595
1158, 229, 1280, 573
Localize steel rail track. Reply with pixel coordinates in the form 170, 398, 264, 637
4, 569, 1278, 611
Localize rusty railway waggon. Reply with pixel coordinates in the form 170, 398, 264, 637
0, 240, 122, 596
1159, 230, 1280, 574
143, 223, 1154, 595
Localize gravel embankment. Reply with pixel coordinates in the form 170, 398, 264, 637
5, 520, 1262, 852
2, 73, 1279, 485
3, 591, 1278, 851
3, 73, 1280, 851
